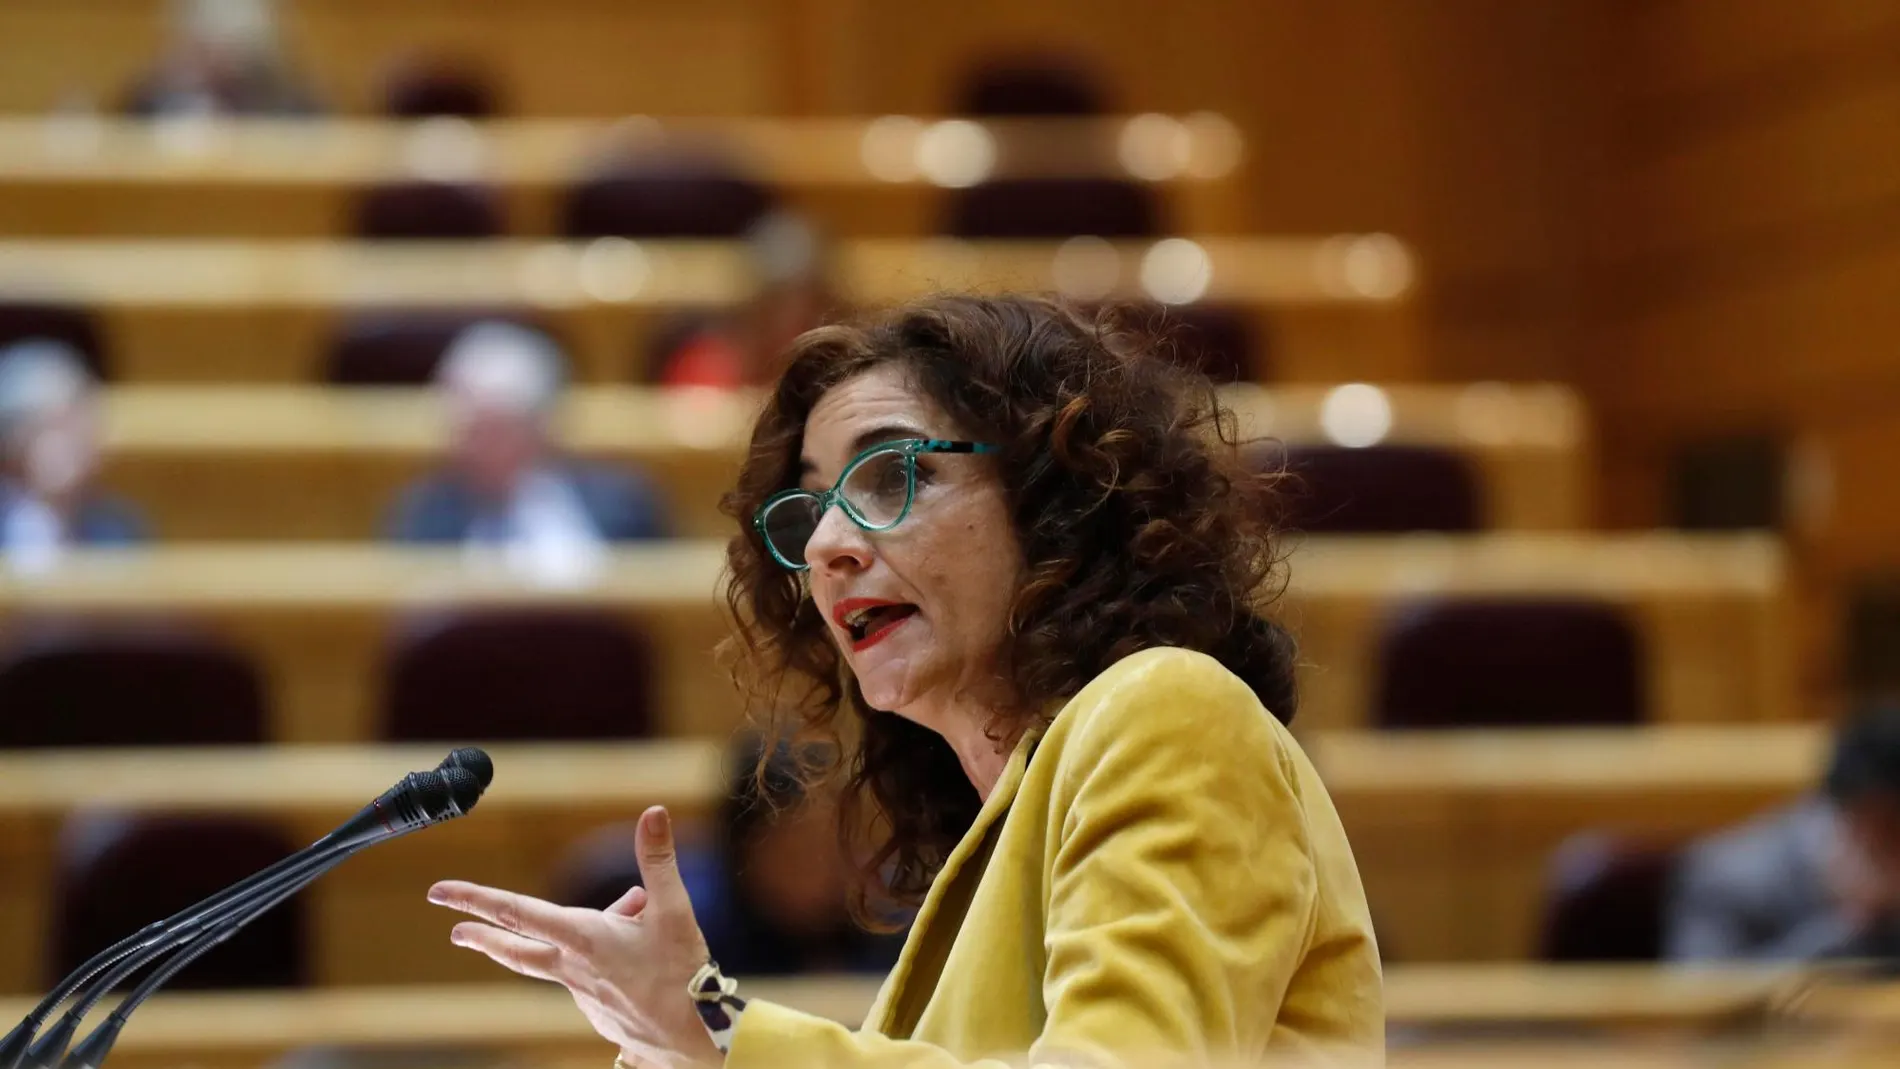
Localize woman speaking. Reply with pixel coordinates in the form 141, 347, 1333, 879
427, 296, 1384, 1067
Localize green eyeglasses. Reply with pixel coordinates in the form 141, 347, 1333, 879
754, 438, 999, 571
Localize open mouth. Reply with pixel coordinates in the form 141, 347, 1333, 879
838, 600, 919, 650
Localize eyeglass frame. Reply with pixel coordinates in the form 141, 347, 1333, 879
753, 438, 1000, 571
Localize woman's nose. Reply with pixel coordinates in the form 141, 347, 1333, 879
803, 503, 873, 572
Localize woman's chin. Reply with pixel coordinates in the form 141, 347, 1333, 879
855, 673, 910, 713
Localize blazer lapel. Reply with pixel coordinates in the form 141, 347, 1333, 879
865, 727, 1043, 1034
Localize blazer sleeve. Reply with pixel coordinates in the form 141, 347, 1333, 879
725, 650, 1321, 1069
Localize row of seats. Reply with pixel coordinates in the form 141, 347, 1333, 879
0, 597, 1651, 751
0, 299, 1267, 385
0, 612, 652, 747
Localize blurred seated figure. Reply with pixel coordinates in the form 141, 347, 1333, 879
387, 322, 669, 570
0, 340, 147, 572
545, 737, 905, 975
650, 214, 841, 388
697, 736, 905, 975
1668, 702, 1900, 964
123, 0, 319, 118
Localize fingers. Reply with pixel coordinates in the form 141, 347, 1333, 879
606, 883, 649, 918
449, 921, 565, 983
634, 807, 692, 918
428, 880, 585, 948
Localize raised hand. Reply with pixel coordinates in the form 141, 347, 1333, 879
427, 806, 723, 1069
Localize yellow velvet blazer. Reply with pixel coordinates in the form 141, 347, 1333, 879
727, 647, 1384, 1068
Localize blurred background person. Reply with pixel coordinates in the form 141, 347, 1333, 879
653, 213, 841, 390
1668, 702, 1900, 964
386, 321, 670, 573
123, 0, 319, 118
0, 338, 146, 572
547, 736, 905, 976
693, 736, 905, 976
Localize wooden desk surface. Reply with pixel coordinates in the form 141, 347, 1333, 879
0, 115, 1244, 187
0, 235, 1413, 308
0, 965, 1840, 1052
0, 724, 1826, 819
0, 740, 726, 816
0, 533, 1776, 610
97, 382, 1579, 455
1312, 723, 1825, 796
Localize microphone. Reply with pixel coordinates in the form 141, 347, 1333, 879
0, 752, 491, 1069
440, 746, 494, 791
57, 764, 486, 1069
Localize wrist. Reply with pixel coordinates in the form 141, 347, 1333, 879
616, 1048, 723, 1069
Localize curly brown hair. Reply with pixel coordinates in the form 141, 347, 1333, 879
718, 294, 1297, 914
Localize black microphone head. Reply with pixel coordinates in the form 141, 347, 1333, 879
397, 770, 456, 826
438, 765, 485, 816
438, 747, 494, 790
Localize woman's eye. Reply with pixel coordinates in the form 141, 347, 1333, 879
878, 464, 910, 494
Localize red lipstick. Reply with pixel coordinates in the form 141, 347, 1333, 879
832, 597, 917, 652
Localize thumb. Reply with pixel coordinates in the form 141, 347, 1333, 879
606, 883, 649, 918
636, 806, 692, 916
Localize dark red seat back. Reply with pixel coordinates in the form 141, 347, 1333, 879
1373, 598, 1646, 729
320, 310, 547, 385
1266, 444, 1484, 533
562, 165, 775, 239
1125, 303, 1264, 383
383, 61, 500, 119
956, 57, 1106, 116
1539, 833, 1677, 961
51, 813, 307, 989
0, 629, 267, 748
353, 180, 504, 240
945, 177, 1163, 239
381, 611, 656, 741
